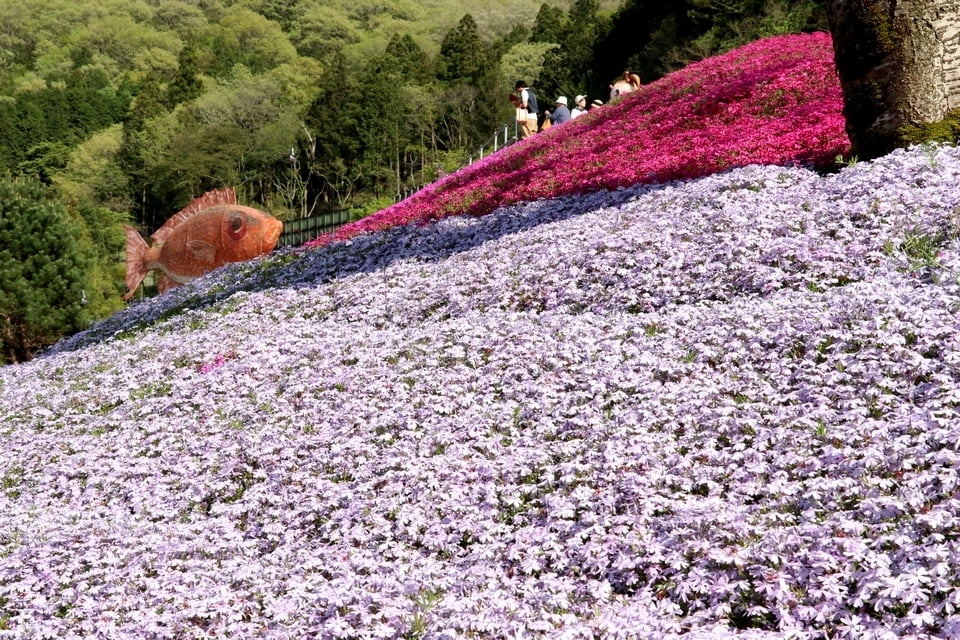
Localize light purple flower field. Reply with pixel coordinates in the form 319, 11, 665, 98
2, 142, 960, 639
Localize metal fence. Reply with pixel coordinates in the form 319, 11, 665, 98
467, 122, 518, 165
393, 122, 519, 203
276, 122, 520, 246
277, 209, 353, 248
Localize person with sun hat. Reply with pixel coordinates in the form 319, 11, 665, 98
544, 96, 571, 126
571, 94, 588, 119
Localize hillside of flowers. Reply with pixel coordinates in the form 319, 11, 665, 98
4, 32, 960, 639
311, 31, 848, 247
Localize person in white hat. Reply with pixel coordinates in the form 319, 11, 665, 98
544, 95, 571, 126
571, 94, 588, 119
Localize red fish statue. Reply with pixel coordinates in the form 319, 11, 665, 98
610, 71, 642, 101
122, 188, 283, 300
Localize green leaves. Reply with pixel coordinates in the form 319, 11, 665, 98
437, 14, 491, 85
0, 176, 95, 363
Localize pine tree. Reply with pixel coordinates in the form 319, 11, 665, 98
531, 4, 565, 44
538, 0, 609, 102
304, 53, 364, 208
0, 176, 93, 364
167, 43, 204, 107
381, 34, 435, 83
437, 14, 490, 85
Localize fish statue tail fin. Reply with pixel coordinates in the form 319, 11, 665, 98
122, 225, 150, 301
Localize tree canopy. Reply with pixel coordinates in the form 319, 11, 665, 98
0, 176, 95, 363
0, 0, 829, 226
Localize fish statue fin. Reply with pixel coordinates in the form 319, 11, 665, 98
122, 225, 150, 301
156, 274, 179, 295
186, 239, 218, 264
151, 187, 238, 245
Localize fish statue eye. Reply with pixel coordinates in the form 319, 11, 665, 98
227, 214, 247, 241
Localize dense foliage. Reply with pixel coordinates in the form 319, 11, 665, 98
0, 176, 94, 363
0, 0, 827, 227
598, 0, 827, 84
5, 30, 960, 637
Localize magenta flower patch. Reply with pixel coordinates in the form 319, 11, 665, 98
309, 32, 848, 248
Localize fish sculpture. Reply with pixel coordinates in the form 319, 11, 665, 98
122, 188, 283, 300
610, 72, 642, 101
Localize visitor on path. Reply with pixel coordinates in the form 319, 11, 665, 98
545, 96, 571, 126
510, 80, 539, 140
571, 95, 588, 119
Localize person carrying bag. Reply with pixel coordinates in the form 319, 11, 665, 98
511, 80, 539, 140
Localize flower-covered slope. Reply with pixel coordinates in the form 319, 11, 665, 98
4, 32, 960, 640
3, 142, 960, 638
311, 31, 848, 246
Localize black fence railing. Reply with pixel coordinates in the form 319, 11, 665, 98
277, 209, 353, 248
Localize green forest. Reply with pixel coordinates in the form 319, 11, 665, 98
0, 0, 826, 361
